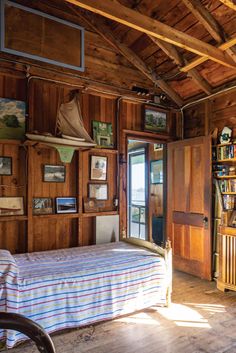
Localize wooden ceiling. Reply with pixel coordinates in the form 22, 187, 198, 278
8, 0, 236, 106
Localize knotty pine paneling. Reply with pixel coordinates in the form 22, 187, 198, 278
0, 221, 26, 254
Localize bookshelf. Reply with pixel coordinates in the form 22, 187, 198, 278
212, 142, 236, 285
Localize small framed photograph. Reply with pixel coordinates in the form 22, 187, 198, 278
0, 156, 12, 175
144, 105, 168, 133
88, 183, 108, 200
43, 165, 65, 182
56, 197, 77, 213
33, 198, 54, 215
0, 197, 24, 216
150, 160, 163, 184
154, 144, 163, 151
83, 197, 99, 213
92, 120, 114, 148
90, 155, 107, 181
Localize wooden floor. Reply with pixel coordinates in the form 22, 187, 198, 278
2, 271, 236, 353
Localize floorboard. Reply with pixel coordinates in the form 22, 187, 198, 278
2, 271, 236, 353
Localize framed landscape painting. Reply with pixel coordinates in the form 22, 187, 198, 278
144, 105, 168, 133
0, 98, 25, 140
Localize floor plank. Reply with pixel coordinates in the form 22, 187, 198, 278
2, 271, 236, 353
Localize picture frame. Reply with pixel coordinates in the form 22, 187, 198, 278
150, 160, 163, 184
0, 156, 12, 175
92, 121, 114, 148
144, 105, 168, 133
88, 183, 108, 200
153, 144, 163, 152
33, 198, 53, 215
0, 197, 24, 216
90, 155, 107, 181
43, 165, 66, 182
83, 197, 99, 213
56, 197, 77, 214
0, 97, 26, 140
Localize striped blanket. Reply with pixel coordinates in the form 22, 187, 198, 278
0, 242, 168, 348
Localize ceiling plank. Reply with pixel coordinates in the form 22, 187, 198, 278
219, 0, 236, 11
181, 37, 236, 72
68, 6, 184, 106
182, 0, 236, 62
149, 37, 212, 95
66, 0, 236, 70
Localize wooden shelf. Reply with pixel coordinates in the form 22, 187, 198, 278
221, 192, 236, 195
0, 215, 28, 222
212, 143, 236, 147
82, 210, 118, 218
33, 213, 80, 219
219, 225, 236, 235
216, 175, 236, 179
0, 139, 23, 146
213, 158, 236, 163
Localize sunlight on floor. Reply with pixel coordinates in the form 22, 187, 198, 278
115, 312, 160, 325
153, 303, 212, 329
115, 302, 221, 329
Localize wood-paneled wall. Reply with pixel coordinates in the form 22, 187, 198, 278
184, 87, 236, 139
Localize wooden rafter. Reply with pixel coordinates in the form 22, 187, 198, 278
219, 0, 236, 11
65, 0, 236, 70
149, 37, 212, 95
182, 0, 236, 62
68, 5, 183, 106
181, 37, 236, 72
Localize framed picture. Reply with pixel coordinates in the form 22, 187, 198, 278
0, 98, 25, 140
0, 197, 24, 216
33, 198, 53, 215
43, 165, 65, 182
83, 197, 99, 213
144, 105, 168, 133
56, 197, 77, 213
90, 155, 107, 181
92, 121, 114, 148
154, 144, 163, 151
88, 183, 108, 200
150, 160, 163, 184
0, 156, 12, 175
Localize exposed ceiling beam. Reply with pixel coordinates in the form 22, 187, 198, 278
182, 0, 236, 62
181, 37, 236, 72
68, 6, 184, 106
66, 0, 236, 70
219, 0, 236, 11
149, 37, 212, 95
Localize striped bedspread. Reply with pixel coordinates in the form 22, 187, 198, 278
0, 242, 168, 348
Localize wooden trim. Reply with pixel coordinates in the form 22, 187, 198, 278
66, 0, 236, 70
122, 129, 171, 142
0, 215, 28, 222
219, 0, 236, 11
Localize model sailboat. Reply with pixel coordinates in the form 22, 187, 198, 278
26, 95, 96, 148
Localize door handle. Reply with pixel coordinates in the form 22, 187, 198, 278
203, 216, 208, 229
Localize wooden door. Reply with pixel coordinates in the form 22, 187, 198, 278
167, 136, 212, 280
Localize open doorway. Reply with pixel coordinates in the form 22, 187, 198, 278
127, 139, 166, 245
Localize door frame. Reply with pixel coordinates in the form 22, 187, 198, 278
119, 129, 169, 241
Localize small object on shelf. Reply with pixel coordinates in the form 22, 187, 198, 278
229, 166, 236, 175
219, 126, 232, 144
223, 194, 235, 210
56, 197, 77, 214
33, 198, 54, 215
0, 197, 24, 216
92, 121, 114, 148
83, 197, 99, 213
228, 210, 236, 227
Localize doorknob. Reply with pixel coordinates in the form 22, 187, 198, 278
203, 216, 208, 229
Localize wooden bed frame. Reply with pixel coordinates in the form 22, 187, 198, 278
122, 237, 172, 306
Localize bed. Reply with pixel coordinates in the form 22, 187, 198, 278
0, 238, 172, 348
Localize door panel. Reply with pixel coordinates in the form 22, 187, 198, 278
167, 136, 212, 280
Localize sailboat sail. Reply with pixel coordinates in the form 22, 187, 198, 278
56, 96, 95, 144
